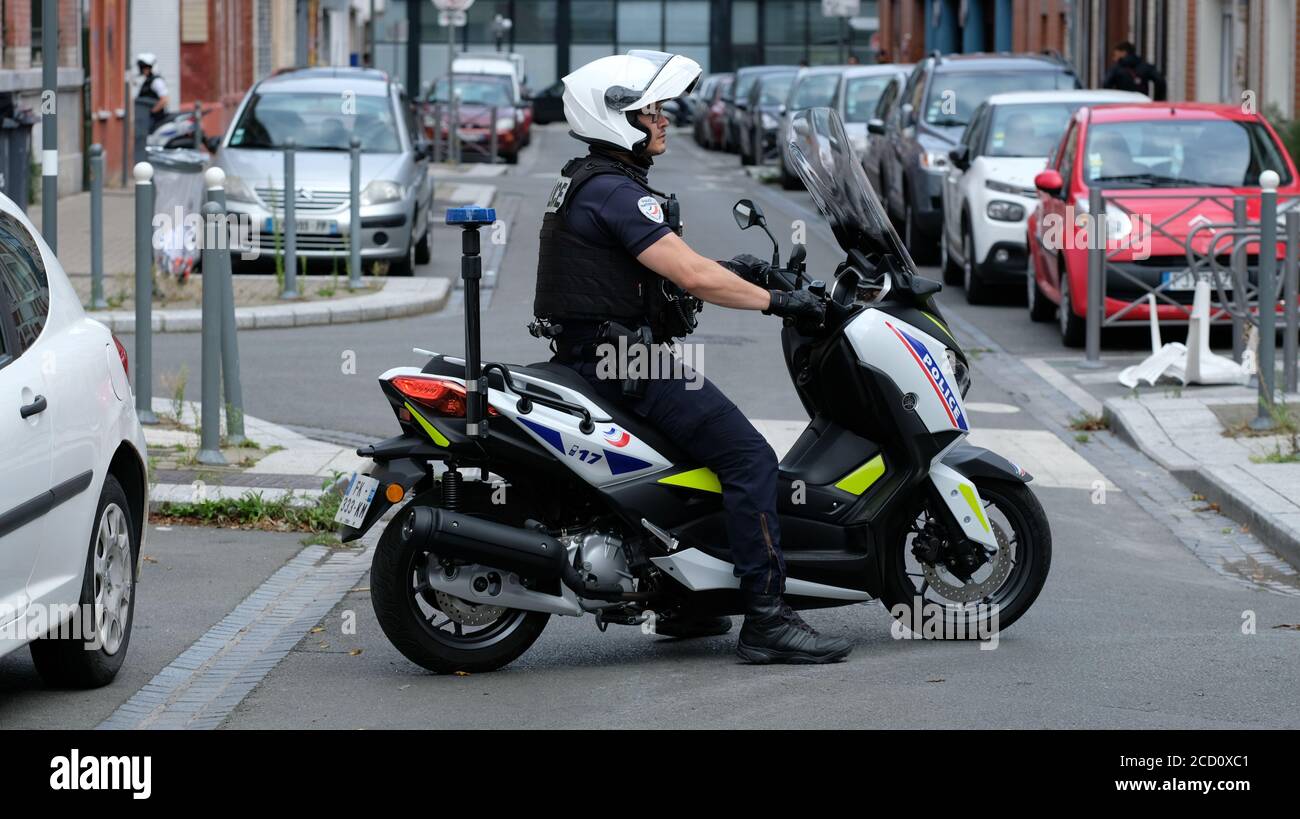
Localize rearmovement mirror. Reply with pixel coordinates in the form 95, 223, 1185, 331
733, 198, 765, 230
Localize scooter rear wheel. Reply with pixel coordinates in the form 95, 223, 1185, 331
371, 496, 550, 674
880, 478, 1051, 638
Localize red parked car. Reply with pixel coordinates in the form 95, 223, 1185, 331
420, 74, 528, 164
1026, 102, 1299, 346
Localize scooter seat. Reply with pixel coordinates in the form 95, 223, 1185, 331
420, 355, 689, 464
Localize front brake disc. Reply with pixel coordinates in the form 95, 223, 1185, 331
921, 520, 1013, 605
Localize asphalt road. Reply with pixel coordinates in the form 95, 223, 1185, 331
6, 124, 1297, 729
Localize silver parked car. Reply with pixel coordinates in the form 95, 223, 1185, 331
215, 67, 433, 275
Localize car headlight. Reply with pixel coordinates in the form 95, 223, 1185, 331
920, 150, 950, 171
361, 180, 403, 206
945, 349, 972, 398
1074, 195, 1133, 241
495, 117, 517, 133
986, 200, 1026, 222
762, 113, 779, 130
225, 174, 258, 204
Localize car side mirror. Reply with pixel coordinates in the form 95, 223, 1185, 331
415, 140, 433, 160
204, 135, 220, 153
867, 118, 885, 136
949, 145, 970, 170
733, 198, 765, 230
1034, 169, 1064, 196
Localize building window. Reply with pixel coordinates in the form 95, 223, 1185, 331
30, 0, 43, 65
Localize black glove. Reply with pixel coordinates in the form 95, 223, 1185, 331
717, 253, 772, 286
764, 288, 825, 322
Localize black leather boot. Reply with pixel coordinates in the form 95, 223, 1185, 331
653, 612, 733, 639
736, 592, 852, 664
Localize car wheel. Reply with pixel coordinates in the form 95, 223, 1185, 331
940, 225, 962, 285
780, 159, 801, 190
1058, 264, 1086, 348
29, 474, 138, 689
391, 230, 417, 277
415, 205, 432, 265
963, 229, 991, 305
505, 149, 519, 165
1027, 261, 1054, 323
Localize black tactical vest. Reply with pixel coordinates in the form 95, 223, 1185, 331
534, 153, 691, 341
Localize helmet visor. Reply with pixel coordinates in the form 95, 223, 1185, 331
604, 51, 699, 112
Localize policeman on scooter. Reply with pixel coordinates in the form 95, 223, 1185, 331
532, 51, 853, 664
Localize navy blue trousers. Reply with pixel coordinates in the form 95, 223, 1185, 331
559, 356, 787, 594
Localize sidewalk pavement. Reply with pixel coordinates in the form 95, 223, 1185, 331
1032, 354, 1300, 572
89, 276, 451, 334
146, 398, 367, 510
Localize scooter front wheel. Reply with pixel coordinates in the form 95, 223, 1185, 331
880, 478, 1051, 638
370, 496, 550, 674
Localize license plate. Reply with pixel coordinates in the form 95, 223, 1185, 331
458, 129, 487, 142
1161, 270, 1232, 291
334, 473, 380, 529
264, 217, 339, 235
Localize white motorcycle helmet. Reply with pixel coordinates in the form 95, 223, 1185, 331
136, 52, 158, 68
562, 50, 701, 154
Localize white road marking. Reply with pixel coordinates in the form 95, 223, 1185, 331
1021, 358, 1104, 416
965, 401, 1021, 414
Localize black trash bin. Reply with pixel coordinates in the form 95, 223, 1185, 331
0, 92, 37, 212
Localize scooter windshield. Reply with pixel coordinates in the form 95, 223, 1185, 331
785, 107, 918, 274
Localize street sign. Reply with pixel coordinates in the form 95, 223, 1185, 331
822, 0, 860, 17
438, 9, 467, 26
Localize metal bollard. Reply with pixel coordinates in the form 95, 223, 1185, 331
432, 102, 443, 162
753, 113, 763, 165
1231, 197, 1248, 363
40, 0, 57, 253
197, 200, 227, 465
1251, 172, 1281, 429
349, 136, 363, 289
133, 162, 157, 424
204, 167, 246, 445
88, 144, 108, 309
1285, 211, 1299, 395
1081, 186, 1104, 368
282, 139, 299, 299
489, 105, 498, 164
193, 101, 203, 150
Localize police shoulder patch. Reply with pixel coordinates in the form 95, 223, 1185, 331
637, 195, 664, 224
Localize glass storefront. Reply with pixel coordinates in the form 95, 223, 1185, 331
376, 0, 880, 94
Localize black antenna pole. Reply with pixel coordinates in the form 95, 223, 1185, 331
447, 206, 497, 438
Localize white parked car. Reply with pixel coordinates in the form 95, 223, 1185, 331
0, 194, 149, 687
940, 89, 1147, 303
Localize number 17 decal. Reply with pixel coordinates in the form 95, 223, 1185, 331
567, 444, 603, 465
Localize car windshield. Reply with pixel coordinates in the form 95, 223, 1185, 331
760, 75, 795, 106
843, 76, 894, 123
229, 92, 401, 152
924, 71, 1076, 127
1086, 119, 1293, 187
428, 77, 514, 108
986, 102, 1084, 157
791, 74, 840, 109
785, 106, 916, 270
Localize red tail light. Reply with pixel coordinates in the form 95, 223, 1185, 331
112, 335, 129, 378
391, 375, 498, 417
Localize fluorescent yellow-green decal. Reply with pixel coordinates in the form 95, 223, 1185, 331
834, 454, 886, 495
958, 483, 991, 532
920, 311, 951, 338
404, 401, 451, 447
658, 467, 722, 493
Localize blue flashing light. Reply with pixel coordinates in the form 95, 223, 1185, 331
446, 206, 497, 225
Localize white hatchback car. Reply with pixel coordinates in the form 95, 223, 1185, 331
940, 89, 1147, 303
0, 194, 149, 688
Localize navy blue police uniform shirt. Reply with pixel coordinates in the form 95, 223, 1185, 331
565, 174, 672, 256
